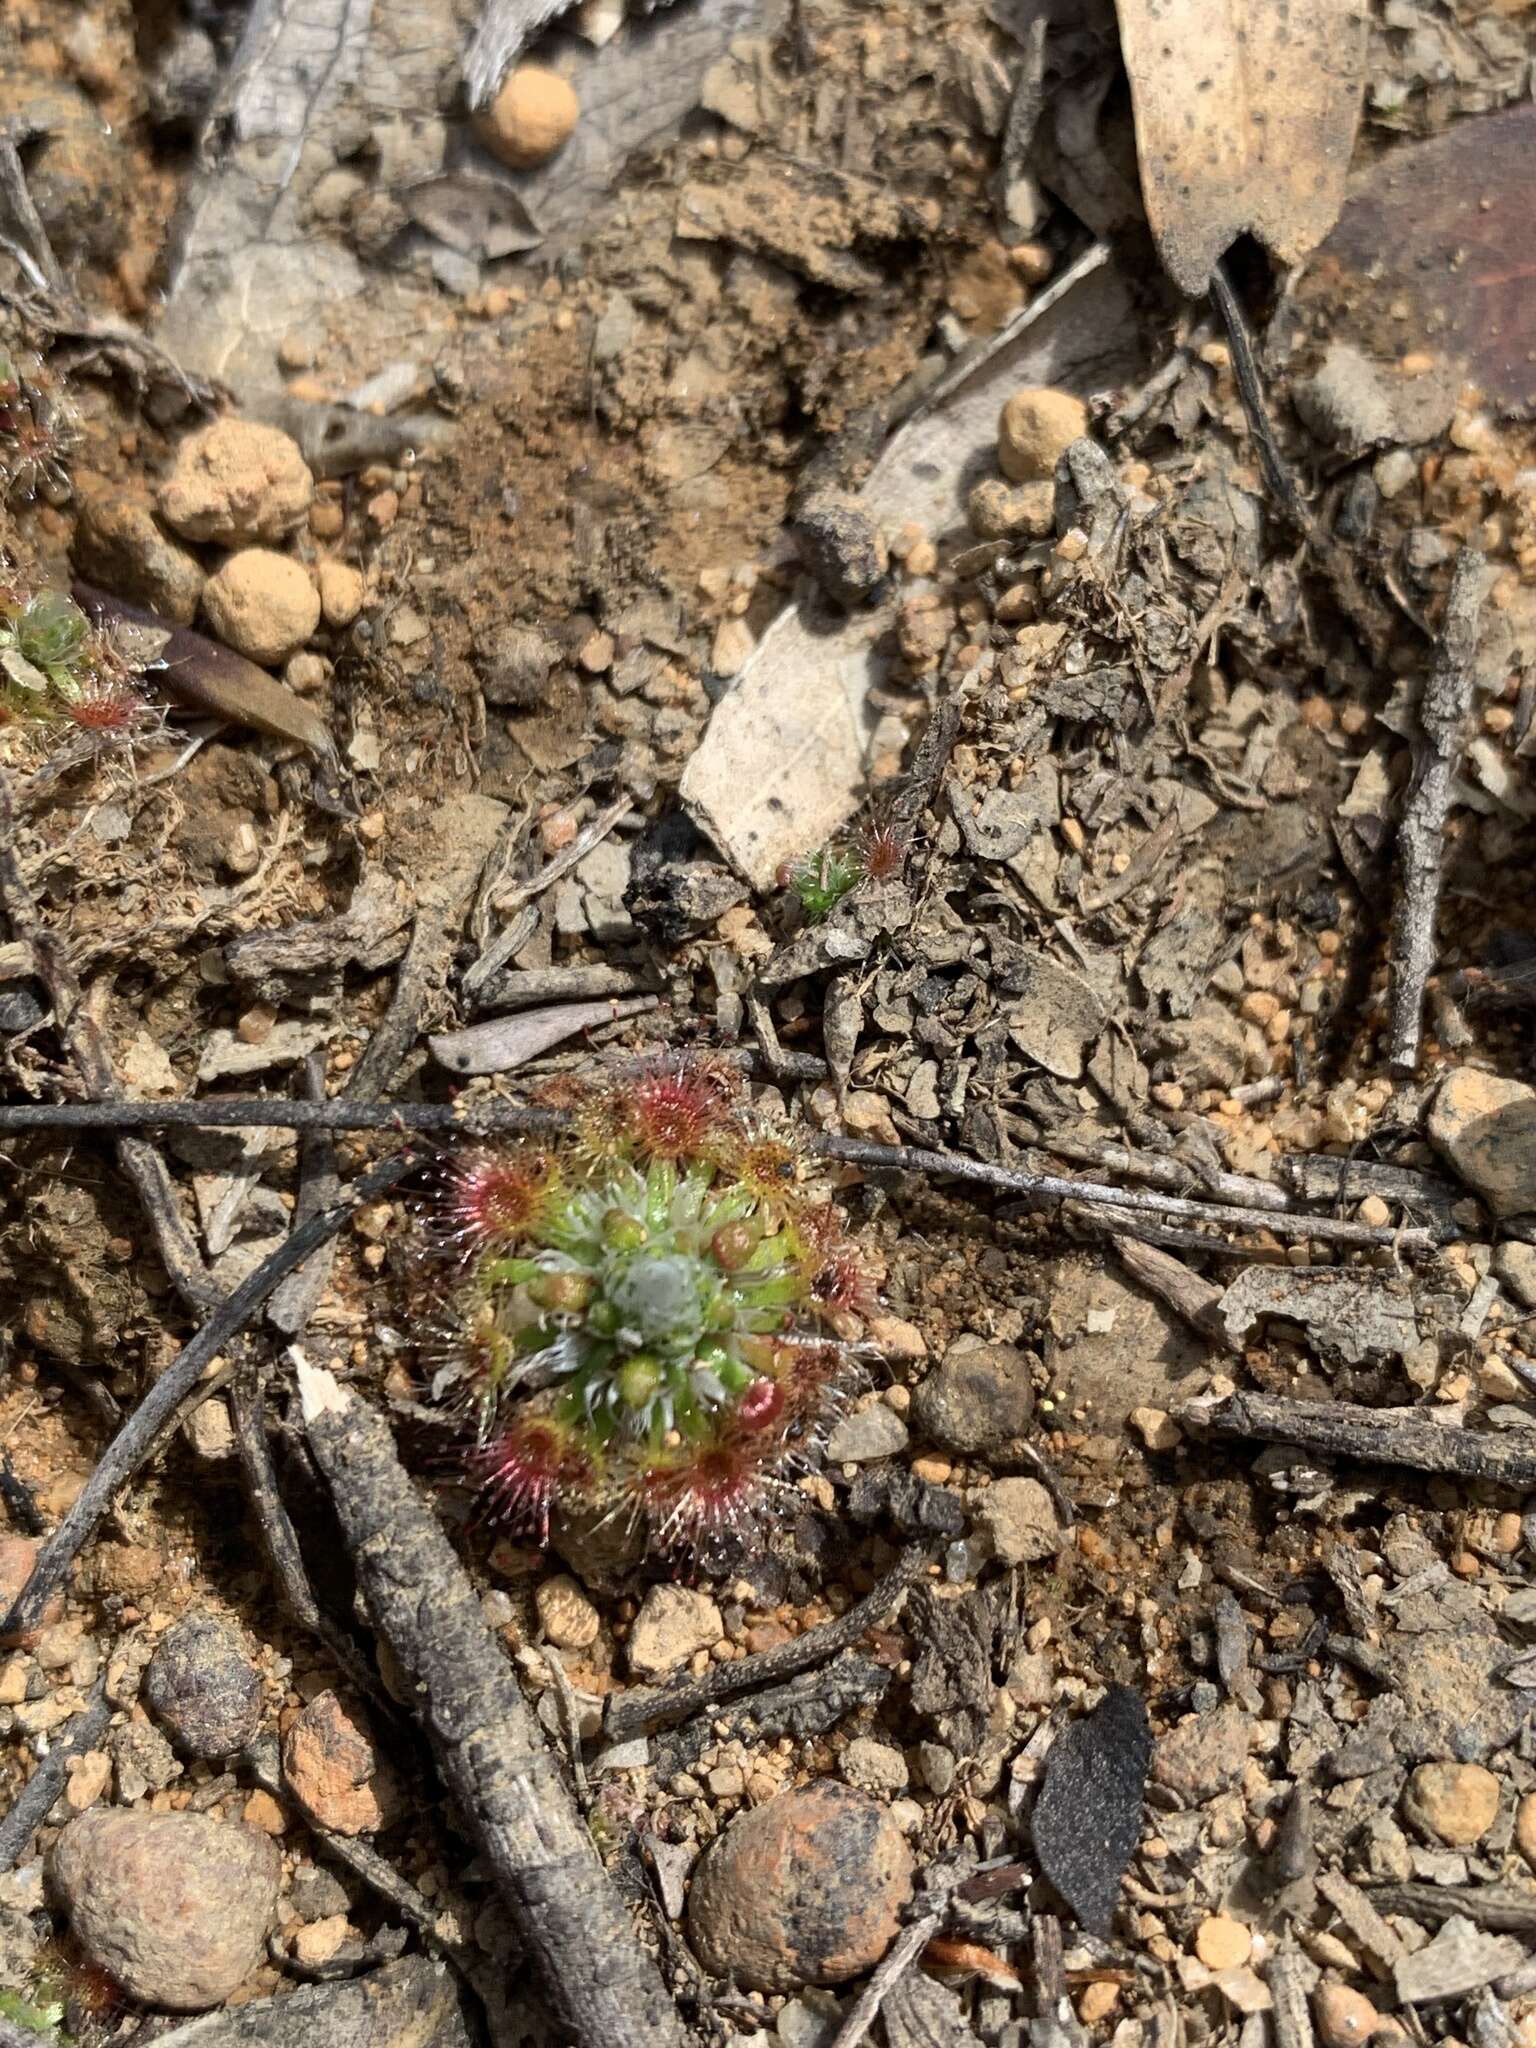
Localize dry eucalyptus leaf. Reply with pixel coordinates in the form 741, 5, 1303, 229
1115, 0, 1368, 293
74, 583, 334, 759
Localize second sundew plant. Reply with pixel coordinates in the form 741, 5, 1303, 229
433, 1059, 872, 1559
0, 584, 151, 737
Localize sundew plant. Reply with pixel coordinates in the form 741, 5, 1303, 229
431, 1059, 872, 1559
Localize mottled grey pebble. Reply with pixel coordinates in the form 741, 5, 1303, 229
144, 1614, 262, 1760
911, 1337, 1033, 1458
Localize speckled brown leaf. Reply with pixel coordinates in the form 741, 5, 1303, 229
1311, 104, 1536, 416
1116, 0, 1368, 293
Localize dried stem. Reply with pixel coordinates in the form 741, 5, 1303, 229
1389, 549, 1485, 1073
0, 1099, 1439, 1250
297, 1363, 690, 2048
606, 1543, 930, 1741
0, 767, 218, 1312
1188, 1387, 1536, 1488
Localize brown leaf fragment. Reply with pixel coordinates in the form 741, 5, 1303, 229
1312, 104, 1536, 415
1115, 0, 1369, 293
73, 583, 333, 758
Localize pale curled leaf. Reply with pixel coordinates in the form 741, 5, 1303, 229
1116, 0, 1368, 293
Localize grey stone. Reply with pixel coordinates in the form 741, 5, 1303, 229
824, 1404, 909, 1464
792, 492, 889, 609
1151, 1705, 1249, 1804
287, 1861, 352, 1922
144, 1614, 262, 1760
972, 1478, 1061, 1565
1293, 345, 1398, 450
1496, 1241, 1536, 1309
1428, 1068, 1536, 1218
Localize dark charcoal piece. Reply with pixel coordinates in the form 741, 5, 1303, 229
1031, 1684, 1151, 1935
625, 809, 747, 948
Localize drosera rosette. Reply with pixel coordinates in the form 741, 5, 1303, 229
0, 344, 76, 505
429, 1056, 874, 1562
0, 582, 155, 744
776, 809, 908, 925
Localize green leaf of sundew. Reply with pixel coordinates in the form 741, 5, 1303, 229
645, 1158, 678, 1228
481, 1256, 543, 1287
16, 589, 88, 670
0, 1989, 66, 2037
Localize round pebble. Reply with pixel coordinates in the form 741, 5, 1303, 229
911, 1338, 1033, 1458
144, 1613, 262, 1759
1194, 1915, 1251, 1971
202, 549, 320, 666
316, 558, 365, 629
1402, 1760, 1499, 1847
997, 386, 1088, 483
479, 65, 579, 169
1313, 1983, 1379, 2048
50, 1810, 279, 2011
158, 417, 313, 547
535, 1572, 601, 1651
1516, 1790, 1536, 1869
687, 1782, 913, 1991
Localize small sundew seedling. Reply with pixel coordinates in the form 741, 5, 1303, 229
0, 345, 76, 504
429, 1058, 871, 1559
777, 843, 862, 922
0, 583, 152, 740
777, 812, 907, 924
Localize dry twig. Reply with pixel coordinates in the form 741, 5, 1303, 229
296, 1362, 689, 2048
1188, 1388, 1536, 1488
827, 1911, 946, 2048
0, 1099, 1445, 1251
606, 1544, 930, 1742
0, 1676, 110, 1870
1389, 549, 1485, 1073
0, 768, 217, 1313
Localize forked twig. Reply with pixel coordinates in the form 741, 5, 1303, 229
0, 1152, 418, 1643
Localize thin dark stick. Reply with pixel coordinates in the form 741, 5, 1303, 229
1208, 262, 1306, 524
1210, 260, 1397, 653
1190, 1388, 1536, 1488
242, 1736, 469, 1959
0, 1151, 419, 1643
0, 1098, 561, 1137
227, 1361, 398, 1721
297, 1363, 690, 2048
1389, 550, 1485, 1073
0, 1676, 110, 1870
0, 769, 217, 1312
606, 1543, 930, 1742
0, 1098, 1436, 1249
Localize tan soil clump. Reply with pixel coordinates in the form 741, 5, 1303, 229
159, 418, 314, 547
202, 550, 320, 666
479, 66, 579, 169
